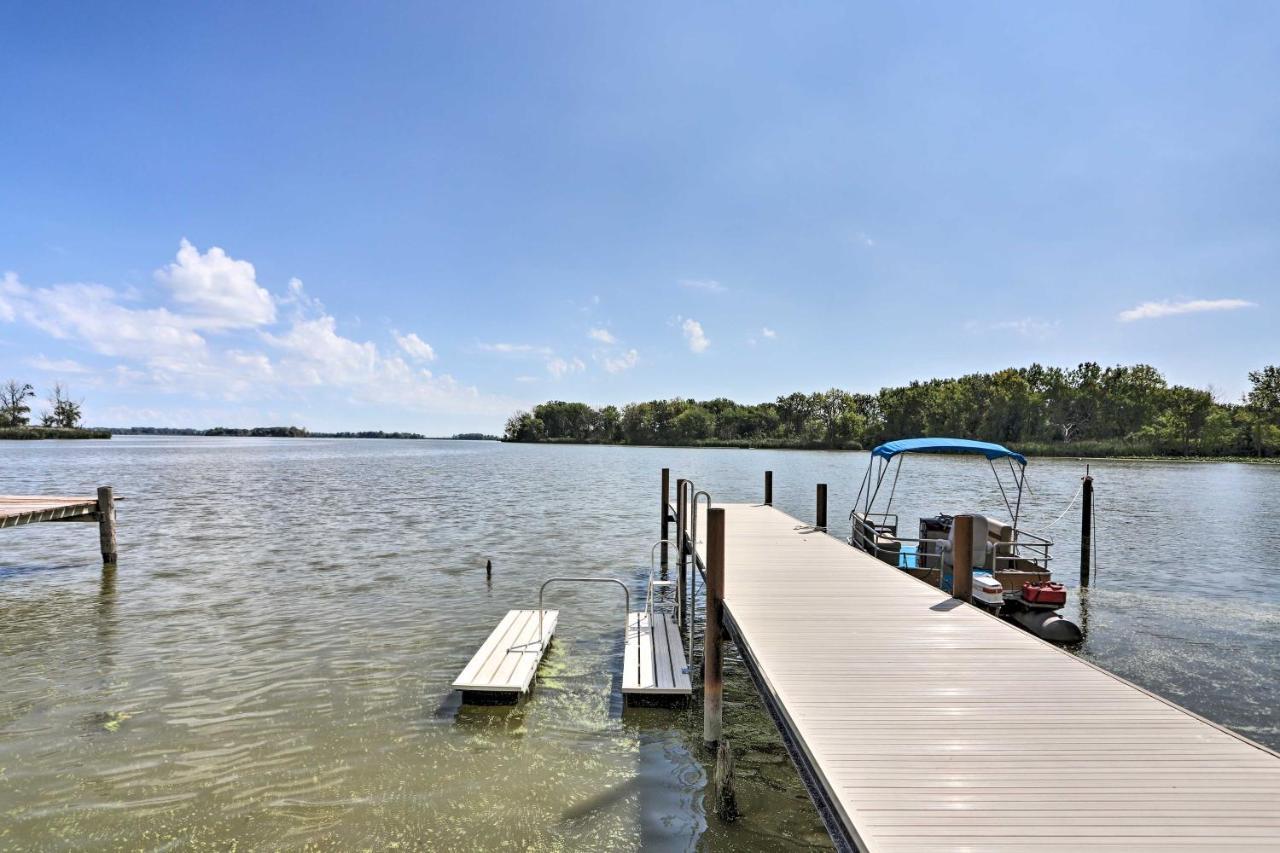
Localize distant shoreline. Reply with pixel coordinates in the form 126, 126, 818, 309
0, 427, 500, 441
500, 437, 1280, 464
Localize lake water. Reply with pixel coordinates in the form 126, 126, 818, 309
2, 438, 1278, 850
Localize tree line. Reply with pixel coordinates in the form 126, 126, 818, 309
0, 380, 84, 429
504, 363, 1280, 457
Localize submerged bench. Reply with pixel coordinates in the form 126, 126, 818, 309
452, 609, 558, 698
623, 610, 692, 700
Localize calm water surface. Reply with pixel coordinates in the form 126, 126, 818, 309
2, 438, 1278, 850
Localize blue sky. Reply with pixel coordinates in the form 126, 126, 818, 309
1, 2, 1277, 432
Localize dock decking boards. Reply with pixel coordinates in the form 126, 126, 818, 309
452, 609, 558, 697
0, 495, 99, 528
622, 611, 692, 698
683, 502, 1280, 852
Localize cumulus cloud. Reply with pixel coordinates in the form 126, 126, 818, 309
24, 282, 208, 361
394, 331, 436, 362
761, 327, 777, 339
682, 318, 710, 353
603, 349, 639, 373
1118, 298, 1255, 322
154, 239, 276, 329
546, 356, 586, 379
2, 244, 514, 418
588, 327, 616, 344
680, 278, 726, 294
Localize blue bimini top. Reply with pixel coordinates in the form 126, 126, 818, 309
871, 437, 1027, 466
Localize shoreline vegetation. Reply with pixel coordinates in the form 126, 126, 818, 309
504, 363, 1280, 461
0, 425, 500, 441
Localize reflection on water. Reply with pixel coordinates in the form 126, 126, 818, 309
1, 438, 1278, 849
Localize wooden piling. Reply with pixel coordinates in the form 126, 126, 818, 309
1081, 467, 1094, 587
704, 507, 725, 747
951, 514, 972, 603
661, 468, 670, 569
764, 470, 772, 506
714, 738, 740, 821
816, 483, 827, 531
96, 485, 117, 566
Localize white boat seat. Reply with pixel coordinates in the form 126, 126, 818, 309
943, 514, 990, 571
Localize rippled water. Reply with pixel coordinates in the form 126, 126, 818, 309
2, 438, 1277, 850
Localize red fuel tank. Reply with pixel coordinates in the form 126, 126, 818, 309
1021, 581, 1067, 606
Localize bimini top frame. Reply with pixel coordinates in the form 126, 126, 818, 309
855, 436, 1029, 530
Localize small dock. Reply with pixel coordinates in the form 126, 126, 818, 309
0, 487, 118, 565
452, 609, 559, 697
667, 473, 1280, 851
622, 610, 691, 698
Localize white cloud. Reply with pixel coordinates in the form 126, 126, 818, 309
603, 349, 639, 373
1118, 298, 1255, 322
393, 331, 436, 362
154, 239, 276, 329
761, 327, 777, 339
588, 327, 616, 344
27, 355, 90, 373
682, 318, 710, 353
478, 342, 554, 356
2, 247, 514, 419
680, 278, 727, 294
0, 271, 25, 321
24, 282, 209, 362
964, 317, 1058, 338
546, 356, 586, 379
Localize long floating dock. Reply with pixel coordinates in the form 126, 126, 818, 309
682, 500, 1280, 852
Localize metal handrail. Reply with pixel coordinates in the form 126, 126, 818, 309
648, 539, 674, 617
645, 539, 677, 687
522, 571, 637, 686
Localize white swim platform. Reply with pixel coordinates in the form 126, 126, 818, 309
452, 609, 558, 696
622, 610, 692, 698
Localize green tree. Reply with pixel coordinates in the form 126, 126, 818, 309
41, 382, 83, 429
0, 379, 36, 427
672, 406, 713, 442
503, 410, 544, 442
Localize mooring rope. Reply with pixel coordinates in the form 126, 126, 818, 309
1037, 478, 1085, 532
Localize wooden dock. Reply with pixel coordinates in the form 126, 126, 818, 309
0, 488, 118, 565
678, 498, 1280, 851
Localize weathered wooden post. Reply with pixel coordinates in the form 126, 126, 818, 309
764, 470, 773, 506
704, 507, 725, 747
676, 478, 687, 628
1080, 467, 1094, 588
816, 483, 827, 531
714, 738, 740, 821
661, 467, 670, 569
96, 485, 117, 566
952, 514, 973, 603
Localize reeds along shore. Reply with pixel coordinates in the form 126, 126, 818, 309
0, 427, 111, 440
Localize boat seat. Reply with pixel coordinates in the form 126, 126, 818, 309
943, 514, 989, 571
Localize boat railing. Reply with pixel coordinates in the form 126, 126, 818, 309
991, 531, 1053, 573
853, 513, 1052, 574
